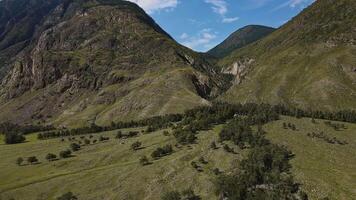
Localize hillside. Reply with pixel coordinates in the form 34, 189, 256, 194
0, 116, 355, 200
208, 25, 275, 58
0, 0, 228, 127
219, 0, 356, 111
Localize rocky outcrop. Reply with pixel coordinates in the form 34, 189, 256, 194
222, 58, 254, 84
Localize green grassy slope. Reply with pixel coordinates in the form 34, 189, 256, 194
0, 126, 241, 200
0, 116, 355, 200
0, 0, 227, 127
219, 0, 356, 111
264, 116, 356, 200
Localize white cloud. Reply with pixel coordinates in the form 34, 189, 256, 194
204, 0, 228, 15
273, 0, 315, 11
204, 0, 239, 23
180, 33, 189, 39
222, 17, 239, 23
126, 0, 178, 14
181, 29, 217, 52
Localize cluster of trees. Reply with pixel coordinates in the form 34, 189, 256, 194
16, 156, 39, 166
219, 117, 275, 149
161, 188, 200, 200
16, 149, 73, 166
1, 122, 54, 144
215, 144, 308, 200
272, 104, 356, 123
173, 128, 197, 145
4, 132, 26, 144
0, 122, 53, 135
307, 132, 348, 145
151, 145, 173, 159
214, 108, 308, 200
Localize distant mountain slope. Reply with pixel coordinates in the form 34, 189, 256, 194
0, 0, 228, 127
207, 25, 275, 58
219, 0, 356, 111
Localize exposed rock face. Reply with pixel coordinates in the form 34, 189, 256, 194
222, 58, 254, 84
0, 0, 227, 127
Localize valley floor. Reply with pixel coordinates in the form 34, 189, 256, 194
0, 117, 355, 200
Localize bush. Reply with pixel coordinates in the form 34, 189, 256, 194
151, 145, 173, 159
60, 150, 72, 158
84, 139, 91, 145
115, 131, 123, 139
46, 153, 57, 162
57, 192, 78, 200
16, 157, 24, 166
27, 156, 38, 164
139, 156, 149, 166
163, 131, 170, 136
131, 141, 142, 151
70, 143, 81, 151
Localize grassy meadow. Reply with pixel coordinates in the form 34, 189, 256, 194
0, 116, 355, 200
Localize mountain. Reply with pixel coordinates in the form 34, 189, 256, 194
207, 25, 275, 58
219, 0, 356, 111
0, 0, 228, 127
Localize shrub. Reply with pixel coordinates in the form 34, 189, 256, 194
57, 192, 78, 200
46, 153, 57, 162
115, 131, 123, 139
84, 139, 91, 145
70, 143, 80, 151
131, 141, 142, 151
27, 156, 38, 164
139, 156, 149, 166
151, 145, 173, 159
16, 157, 24, 166
60, 150, 72, 158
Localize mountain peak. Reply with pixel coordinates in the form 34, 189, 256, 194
207, 25, 275, 58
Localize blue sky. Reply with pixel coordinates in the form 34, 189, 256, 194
127, 0, 315, 52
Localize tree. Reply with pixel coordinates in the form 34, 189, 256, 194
115, 131, 123, 139
60, 150, 72, 158
161, 191, 181, 200
27, 156, 38, 164
84, 139, 91, 145
4, 132, 26, 144
139, 156, 149, 166
70, 143, 80, 151
131, 141, 142, 151
57, 192, 78, 200
16, 157, 24, 166
46, 153, 57, 162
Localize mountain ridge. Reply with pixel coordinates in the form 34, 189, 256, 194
0, 0, 228, 127
219, 0, 356, 111
207, 25, 275, 58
